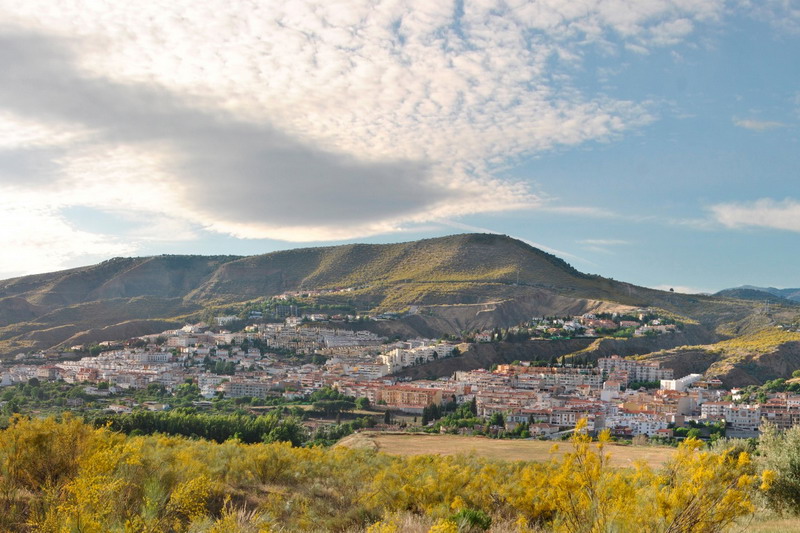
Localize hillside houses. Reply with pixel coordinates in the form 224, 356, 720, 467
4, 310, 799, 441
378, 341, 457, 373
597, 355, 674, 384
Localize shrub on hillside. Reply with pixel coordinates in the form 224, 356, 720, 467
757, 422, 800, 514
0, 416, 775, 532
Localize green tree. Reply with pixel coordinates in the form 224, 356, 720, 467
312, 400, 355, 417
355, 397, 370, 410
489, 412, 505, 428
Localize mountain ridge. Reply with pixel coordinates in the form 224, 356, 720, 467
737, 285, 800, 303
1, 234, 798, 386
714, 287, 799, 306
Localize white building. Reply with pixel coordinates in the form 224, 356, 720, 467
661, 374, 703, 392
378, 343, 456, 373
700, 401, 732, 420
723, 405, 761, 431
598, 355, 673, 383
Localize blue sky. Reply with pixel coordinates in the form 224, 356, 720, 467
0, 0, 797, 293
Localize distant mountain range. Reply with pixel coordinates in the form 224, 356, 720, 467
739, 286, 800, 303
1, 233, 798, 386
714, 287, 800, 305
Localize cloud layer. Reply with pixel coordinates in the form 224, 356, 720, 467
711, 198, 800, 233
733, 118, 786, 131
0, 0, 777, 277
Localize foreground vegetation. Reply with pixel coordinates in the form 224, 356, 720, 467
0, 416, 782, 532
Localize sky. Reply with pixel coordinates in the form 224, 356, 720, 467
0, 0, 798, 293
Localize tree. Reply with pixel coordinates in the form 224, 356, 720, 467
488, 412, 504, 428
383, 410, 392, 425
313, 400, 355, 417
355, 397, 370, 410
757, 422, 800, 512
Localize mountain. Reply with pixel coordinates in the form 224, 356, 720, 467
737, 285, 800, 303
714, 287, 799, 306
1, 233, 799, 386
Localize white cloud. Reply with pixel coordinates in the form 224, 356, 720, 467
542, 206, 621, 218
579, 239, 631, 246
0, 0, 727, 273
733, 118, 787, 131
578, 238, 631, 255
710, 198, 800, 232
738, 0, 800, 34
0, 111, 87, 150
0, 192, 136, 278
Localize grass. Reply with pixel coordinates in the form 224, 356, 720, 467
736, 510, 800, 532
714, 328, 800, 353
338, 432, 676, 468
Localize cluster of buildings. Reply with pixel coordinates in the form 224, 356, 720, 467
471, 311, 679, 342
1, 309, 797, 441
699, 394, 800, 433
0, 319, 459, 408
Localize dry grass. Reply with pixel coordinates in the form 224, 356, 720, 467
715, 328, 800, 353
339, 432, 676, 468
734, 510, 800, 533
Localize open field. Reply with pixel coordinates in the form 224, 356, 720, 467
337, 432, 676, 468
737, 511, 800, 532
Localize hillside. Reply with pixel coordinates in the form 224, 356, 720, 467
635, 328, 800, 386
714, 288, 799, 306
392, 324, 720, 381
1, 234, 796, 368
740, 285, 800, 303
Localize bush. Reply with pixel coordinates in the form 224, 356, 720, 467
0, 417, 775, 532
757, 422, 800, 513
451, 508, 492, 531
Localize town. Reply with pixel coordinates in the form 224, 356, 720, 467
0, 307, 792, 443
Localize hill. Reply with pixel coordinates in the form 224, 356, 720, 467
714, 287, 799, 305
635, 327, 800, 386
738, 286, 800, 303
1, 234, 798, 380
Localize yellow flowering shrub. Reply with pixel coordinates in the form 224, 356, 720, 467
0, 416, 776, 532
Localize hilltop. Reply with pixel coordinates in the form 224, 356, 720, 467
714, 287, 800, 306
723, 286, 800, 303
1, 233, 798, 384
